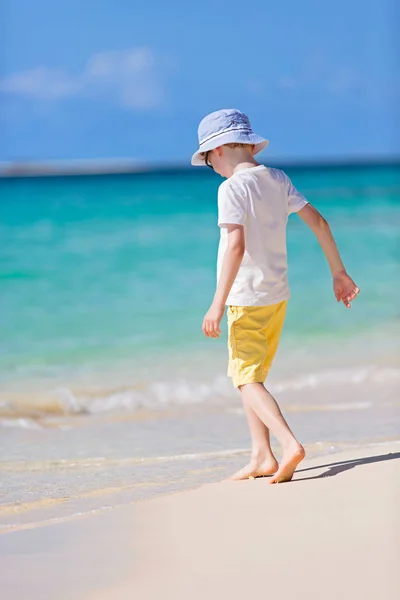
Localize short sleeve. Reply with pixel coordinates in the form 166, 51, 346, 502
286, 175, 308, 214
217, 182, 247, 227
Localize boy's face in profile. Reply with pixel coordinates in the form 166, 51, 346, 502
206, 147, 228, 178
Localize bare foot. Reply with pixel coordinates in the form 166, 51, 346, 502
228, 456, 279, 481
269, 445, 305, 484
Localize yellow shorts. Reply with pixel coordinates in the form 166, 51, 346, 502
227, 301, 287, 388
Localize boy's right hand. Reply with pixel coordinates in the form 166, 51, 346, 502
333, 271, 360, 308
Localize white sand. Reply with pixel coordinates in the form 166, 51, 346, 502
1, 443, 399, 600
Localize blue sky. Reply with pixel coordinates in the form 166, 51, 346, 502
1, 0, 398, 165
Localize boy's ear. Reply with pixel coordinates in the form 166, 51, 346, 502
215, 146, 223, 157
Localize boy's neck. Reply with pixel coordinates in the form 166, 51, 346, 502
232, 160, 260, 176
224, 149, 260, 178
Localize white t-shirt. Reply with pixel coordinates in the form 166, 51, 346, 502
217, 165, 308, 306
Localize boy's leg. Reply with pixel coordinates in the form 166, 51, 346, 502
229, 395, 278, 480
240, 382, 305, 483
227, 302, 304, 482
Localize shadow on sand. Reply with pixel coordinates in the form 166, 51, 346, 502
293, 451, 400, 482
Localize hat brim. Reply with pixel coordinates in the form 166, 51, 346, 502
191, 132, 269, 166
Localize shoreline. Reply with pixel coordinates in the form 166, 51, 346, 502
1, 385, 399, 522
0, 441, 399, 599
1, 438, 397, 533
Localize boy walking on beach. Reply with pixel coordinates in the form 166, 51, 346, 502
191, 109, 360, 483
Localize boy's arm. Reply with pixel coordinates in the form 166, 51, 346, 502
297, 203, 360, 308
202, 224, 245, 338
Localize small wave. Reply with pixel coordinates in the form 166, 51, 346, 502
1, 365, 399, 423
270, 366, 400, 393
0, 418, 43, 430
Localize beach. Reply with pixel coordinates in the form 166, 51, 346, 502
1, 441, 399, 600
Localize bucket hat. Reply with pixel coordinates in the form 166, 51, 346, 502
191, 108, 269, 166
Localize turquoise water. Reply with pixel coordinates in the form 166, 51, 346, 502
0, 165, 399, 415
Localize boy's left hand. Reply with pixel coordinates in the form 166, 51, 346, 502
333, 271, 360, 308
202, 303, 225, 338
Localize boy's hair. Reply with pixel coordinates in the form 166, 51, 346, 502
224, 143, 253, 149
200, 143, 253, 159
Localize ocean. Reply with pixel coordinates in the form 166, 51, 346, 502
1, 164, 399, 531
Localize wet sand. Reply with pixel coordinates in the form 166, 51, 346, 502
1, 442, 399, 600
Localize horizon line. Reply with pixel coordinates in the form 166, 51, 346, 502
1, 155, 400, 179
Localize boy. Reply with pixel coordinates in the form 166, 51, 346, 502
191, 109, 360, 484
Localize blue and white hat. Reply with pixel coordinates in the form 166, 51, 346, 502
191, 108, 269, 166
